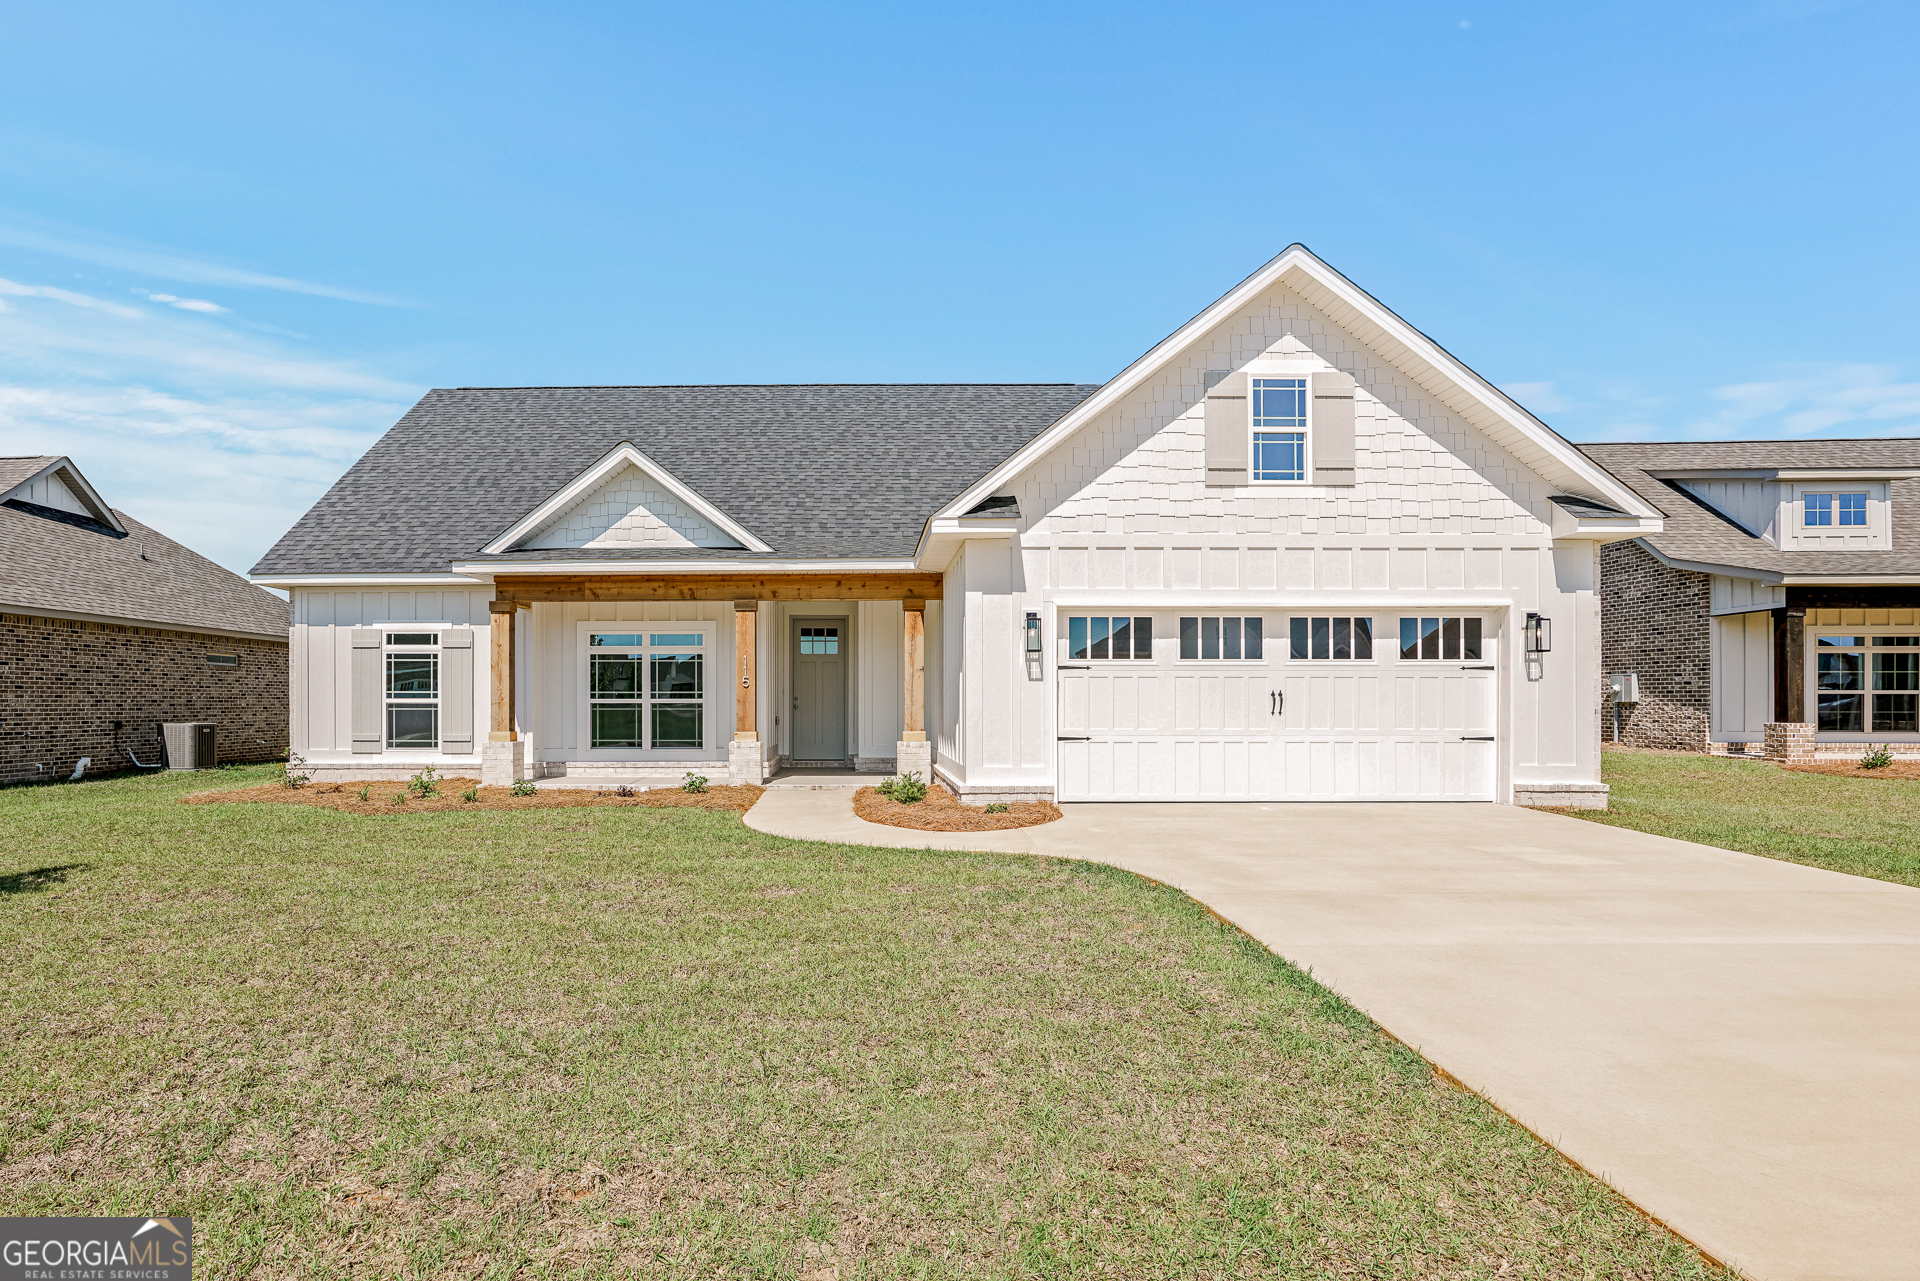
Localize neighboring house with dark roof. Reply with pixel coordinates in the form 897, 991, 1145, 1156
1, 455, 292, 783
252, 245, 1665, 807
1580, 441, 1920, 756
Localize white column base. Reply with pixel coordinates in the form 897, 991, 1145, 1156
481, 739, 526, 788
728, 738, 768, 786
894, 739, 932, 780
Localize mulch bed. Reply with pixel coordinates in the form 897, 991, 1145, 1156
1780, 760, 1920, 781
181, 777, 764, 815
853, 783, 1061, 831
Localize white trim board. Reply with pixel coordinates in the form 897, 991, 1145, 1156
482, 441, 773, 555
923, 244, 1664, 545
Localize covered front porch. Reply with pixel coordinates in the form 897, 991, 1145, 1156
477, 572, 941, 788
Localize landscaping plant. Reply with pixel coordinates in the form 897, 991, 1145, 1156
877, 770, 928, 804
985, 801, 1009, 813
460, 786, 479, 803
280, 754, 311, 789
1859, 746, 1895, 770
355, 783, 371, 802
406, 765, 441, 797
509, 779, 537, 797
682, 772, 709, 794
388, 791, 407, 806
614, 784, 635, 798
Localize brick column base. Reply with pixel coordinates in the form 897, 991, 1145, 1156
481, 739, 526, 788
1763, 722, 1816, 762
894, 739, 932, 781
728, 738, 767, 786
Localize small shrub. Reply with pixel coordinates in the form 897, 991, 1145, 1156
389, 791, 408, 806
407, 765, 441, 798
878, 771, 928, 804
614, 784, 635, 798
460, 786, 479, 802
355, 784, 371, 802
1859, 746, 1895, 770
985, 801, 1010, 813
682, 772, 709, 794
510, 779, 537, 797
281, 753, 311, 789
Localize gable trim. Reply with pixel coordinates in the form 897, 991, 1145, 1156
921, 245, 1663, 555
481, 441, 772, 555
0, 456, 124, 534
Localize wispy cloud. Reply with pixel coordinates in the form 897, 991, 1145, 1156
136, 289, 228, 314
0, 219, 405, 306
0, 271, 415, 572
0, 277, 145, 319
1520, 362, 1920, 443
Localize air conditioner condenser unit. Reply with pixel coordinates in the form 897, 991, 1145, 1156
162, 722, 218, 770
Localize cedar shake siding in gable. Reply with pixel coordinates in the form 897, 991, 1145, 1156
1599, 539, 1712, 751
1, 612, 289, 783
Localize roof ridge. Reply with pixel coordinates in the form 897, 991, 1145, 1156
443, 382, 1100, 391
1582, 436, 1920, 447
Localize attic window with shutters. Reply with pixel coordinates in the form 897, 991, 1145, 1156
1204, 368, 1356, 487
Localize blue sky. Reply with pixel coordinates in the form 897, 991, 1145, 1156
2, 0, 1917, 573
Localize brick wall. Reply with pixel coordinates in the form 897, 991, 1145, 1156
1599, 539, 1712, 750
1, 612, 288, 784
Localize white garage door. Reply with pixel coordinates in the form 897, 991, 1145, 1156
1055, 612, 1497, 802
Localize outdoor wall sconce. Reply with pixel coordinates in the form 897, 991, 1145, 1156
1524, 612, 1552, 654
1024, 611, 1043, 653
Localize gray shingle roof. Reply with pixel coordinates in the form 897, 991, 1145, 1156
1578, 439, 1920, 577
0, 456, 59, 492
1, 502, 291, 639
252, 384, 1102, 575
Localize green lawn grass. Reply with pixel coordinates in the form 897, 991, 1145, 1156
0, 767, 1719, 1279
1575, 748, 1920, 888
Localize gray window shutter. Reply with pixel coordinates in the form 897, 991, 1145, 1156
350, 630, 383, 754
1311, 370, 1357, 487
1203, 370, 1248, 486
440, 629, 474, 754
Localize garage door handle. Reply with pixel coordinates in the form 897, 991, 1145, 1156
1460, 665, 1495, 670
1057, 735, 1091, 742
1270, 689, 1283, 715
1460, 736, 1495, 741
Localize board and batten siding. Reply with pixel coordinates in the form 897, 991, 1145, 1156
289, 589, 493, 760
931, 278, 1607, 799
1710, 612, 1773, 742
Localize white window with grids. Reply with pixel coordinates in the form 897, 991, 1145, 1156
582, 627, 713, 753
1814, 633, 1919, 735
1784, 482, 1889, 549
1249, 378, 1308, 483
385, 632, 439, 749
1287, 617, 1373, 661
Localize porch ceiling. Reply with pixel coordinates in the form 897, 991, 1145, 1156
490, 572, 943, 602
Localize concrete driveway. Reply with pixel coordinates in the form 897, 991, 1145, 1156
747, 791, 1920, 1281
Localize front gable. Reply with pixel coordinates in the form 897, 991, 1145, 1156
929, 245, 1662, 553
483, 442, 772, 555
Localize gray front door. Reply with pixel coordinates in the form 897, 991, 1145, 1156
791, 618, 848, 762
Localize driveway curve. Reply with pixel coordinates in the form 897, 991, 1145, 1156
746, 789, 1920, 1281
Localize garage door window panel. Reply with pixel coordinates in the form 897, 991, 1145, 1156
1179, 617, 1263, 661
1289, 617, 1372, 661
1399, 617, 1482, 661
1067, 616, 1153, 660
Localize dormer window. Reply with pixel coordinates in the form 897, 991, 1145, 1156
1803, 492, 1867, 527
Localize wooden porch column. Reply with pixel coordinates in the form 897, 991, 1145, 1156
1773, 605, 1806, 722
488, 600, 517, 741
902, 598, 926, 741
733, 600, 758, 741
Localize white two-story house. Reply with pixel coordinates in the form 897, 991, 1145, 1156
251, 245, 1663, 807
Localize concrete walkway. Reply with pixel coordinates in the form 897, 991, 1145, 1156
746, 790, 1920, 1281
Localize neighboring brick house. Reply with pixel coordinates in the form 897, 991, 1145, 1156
0, 455, 292, 783
1580, 441, 1920, 757
253, 245, 1668, 808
